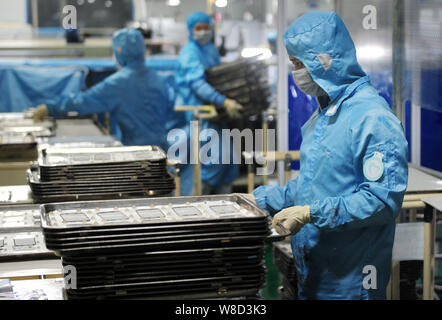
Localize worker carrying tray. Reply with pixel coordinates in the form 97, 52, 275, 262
205, 57, 271, 125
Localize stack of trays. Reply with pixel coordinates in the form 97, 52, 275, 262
0, 205, 56, 262
28, 146, 175, 203
40, 195, 270, 299
206, 58, 270, 123
273, 242, 298, 300
0, 132, 38, 162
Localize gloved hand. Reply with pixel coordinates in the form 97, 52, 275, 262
272, 206, 311, 236
223, 99, 243, 120
33, 105, 49, 122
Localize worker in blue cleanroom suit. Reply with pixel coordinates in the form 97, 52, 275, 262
173, 11, 243, 196
33, 29, 173, 151
252, 11, 408, 299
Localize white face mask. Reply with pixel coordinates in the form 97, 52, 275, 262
193, 30, 212, 45
292, 68, 326, 97
112, 54, 122, 69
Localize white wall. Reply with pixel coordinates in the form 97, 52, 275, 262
0, 0, 32, 39
0, 0, 28, 24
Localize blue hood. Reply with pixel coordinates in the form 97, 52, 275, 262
112, 29, 145, 67
186, 11, 213, 43
283, 11, 366, 103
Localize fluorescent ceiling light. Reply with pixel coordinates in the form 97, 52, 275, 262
167, 0, 180, 6
215, 0, 228, 8
357, 45, 386, 60
241, 47, 272, 60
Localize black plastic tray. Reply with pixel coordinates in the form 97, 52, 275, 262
44, 228, 269, 248
42, 220, 266, 237
40, 195, 268, 231
43, 225, 268, 243
63, 251, 263, 269
38, 146, 166, 168
64, 282, 263, 300
71, 265, 265, 288
32, 190, 173, 204
51, 236, 266, 256
66, 273, 264, 293
61, 245, 263, 263
63, 256, 264, 276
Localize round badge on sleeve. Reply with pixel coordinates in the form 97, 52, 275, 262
363, 152, 384, 182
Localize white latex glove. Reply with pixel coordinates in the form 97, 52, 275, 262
223, 98, 243, 120
33, 104, 49, 122
272, 206, 311, 236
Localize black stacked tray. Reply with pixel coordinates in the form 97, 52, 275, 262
0, 205, 57, 262
206, 57, 271, 125
28, 146, 175, 203
40, 195, 270, 299
62, 246, 265, 300
273, 242, 298, 300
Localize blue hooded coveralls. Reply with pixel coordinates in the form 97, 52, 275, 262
47, 29, 172, 151
253, 11, 409, 300
172, 12, 239, 196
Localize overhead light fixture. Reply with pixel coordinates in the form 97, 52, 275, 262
167, 0, 180, 6
215, 0, 228, 8
357, 45, 386, 60
241, 48, 272, 60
